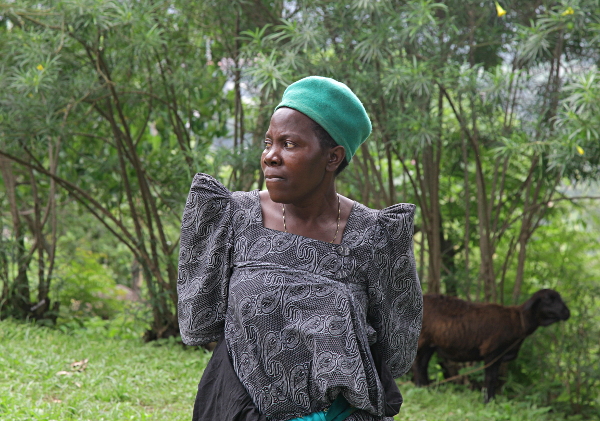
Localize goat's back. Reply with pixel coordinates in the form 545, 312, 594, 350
420, 294, 522, 360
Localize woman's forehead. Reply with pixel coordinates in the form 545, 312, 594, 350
267, 108, 316, 135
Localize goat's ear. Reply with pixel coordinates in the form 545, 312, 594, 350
523, 294, 540, 312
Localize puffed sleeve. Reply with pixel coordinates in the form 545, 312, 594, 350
177, 173, 233, 346
367, 203, 423, 378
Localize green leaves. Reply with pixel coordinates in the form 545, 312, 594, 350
551, 71, 600, 179
397, 0, 447, 44
7, 56, 60, 95
0, 0, 235, 335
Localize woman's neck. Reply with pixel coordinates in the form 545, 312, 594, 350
259, 188, 352, 244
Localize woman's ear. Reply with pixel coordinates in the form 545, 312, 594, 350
326, 145, 346, 172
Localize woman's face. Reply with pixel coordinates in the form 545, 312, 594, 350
262, 107, 331, 204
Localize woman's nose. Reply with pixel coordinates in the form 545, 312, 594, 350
263, 147, 282, 166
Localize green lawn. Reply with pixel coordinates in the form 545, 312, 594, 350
0, 320, 578, 420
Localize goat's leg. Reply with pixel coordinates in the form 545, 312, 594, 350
438, 358, 459, 380
483, 360, 501, 403
413, 346, 435, 386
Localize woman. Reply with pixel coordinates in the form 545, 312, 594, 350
178, 76, 423, 421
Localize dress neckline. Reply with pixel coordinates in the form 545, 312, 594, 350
251, 189, 357, 247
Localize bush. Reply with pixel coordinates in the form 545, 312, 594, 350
51, 248, 150, 339
53, 248, 126, 319
505, 283, 600, 418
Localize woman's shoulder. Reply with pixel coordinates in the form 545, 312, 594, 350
378, 202, 416, 221
184, 174, 259, 233
349, 201, 415, 248
352, 201, 416, 224
189, 173, 230, 198
189, 173, 257, 202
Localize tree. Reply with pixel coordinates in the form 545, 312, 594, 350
0, 0, 232, 337
240, 0, 600, 303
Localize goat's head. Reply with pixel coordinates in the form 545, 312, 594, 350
523, 289, 570, 327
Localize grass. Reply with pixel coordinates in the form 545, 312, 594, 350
0, 319, 210, 420
396, 384, 572, 421
0, 319, 584, 420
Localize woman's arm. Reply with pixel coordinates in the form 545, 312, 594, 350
367, 204, 423, 378
177, 173, 233, 346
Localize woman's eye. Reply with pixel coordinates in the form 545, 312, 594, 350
284, 141, 295, 148
264, 140, 272, 148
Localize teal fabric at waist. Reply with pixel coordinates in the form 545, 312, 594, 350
287, 411, 326, 421
287, 395, 356, 421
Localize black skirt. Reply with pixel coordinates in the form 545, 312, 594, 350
193, 335, 267, 421
191, 335, 402, 421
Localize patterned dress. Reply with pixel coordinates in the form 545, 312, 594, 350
178, 174, 423, 421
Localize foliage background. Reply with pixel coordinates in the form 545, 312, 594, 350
1, 0, 599, 418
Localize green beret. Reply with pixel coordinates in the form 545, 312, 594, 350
275, 76, 372, 162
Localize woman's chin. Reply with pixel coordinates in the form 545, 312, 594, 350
265, 183, 292, 204
266, 191, 289, 204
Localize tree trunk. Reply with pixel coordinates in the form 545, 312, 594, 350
0, 156, 31, 316
462, 132, 471, 299
423, 142, 441, 294
512, 235, 529, 304
422, 90, 444, 294
441, 224, 458, 296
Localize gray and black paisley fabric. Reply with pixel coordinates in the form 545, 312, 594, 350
178, 173, 423, 421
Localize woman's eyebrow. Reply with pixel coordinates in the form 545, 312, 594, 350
265, 131, 296, 139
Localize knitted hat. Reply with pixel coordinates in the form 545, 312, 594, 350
275, 76, 372, 162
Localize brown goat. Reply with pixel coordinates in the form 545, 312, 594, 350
412, 289, 570, 402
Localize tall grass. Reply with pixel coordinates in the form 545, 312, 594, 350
0, 320, 587, 420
